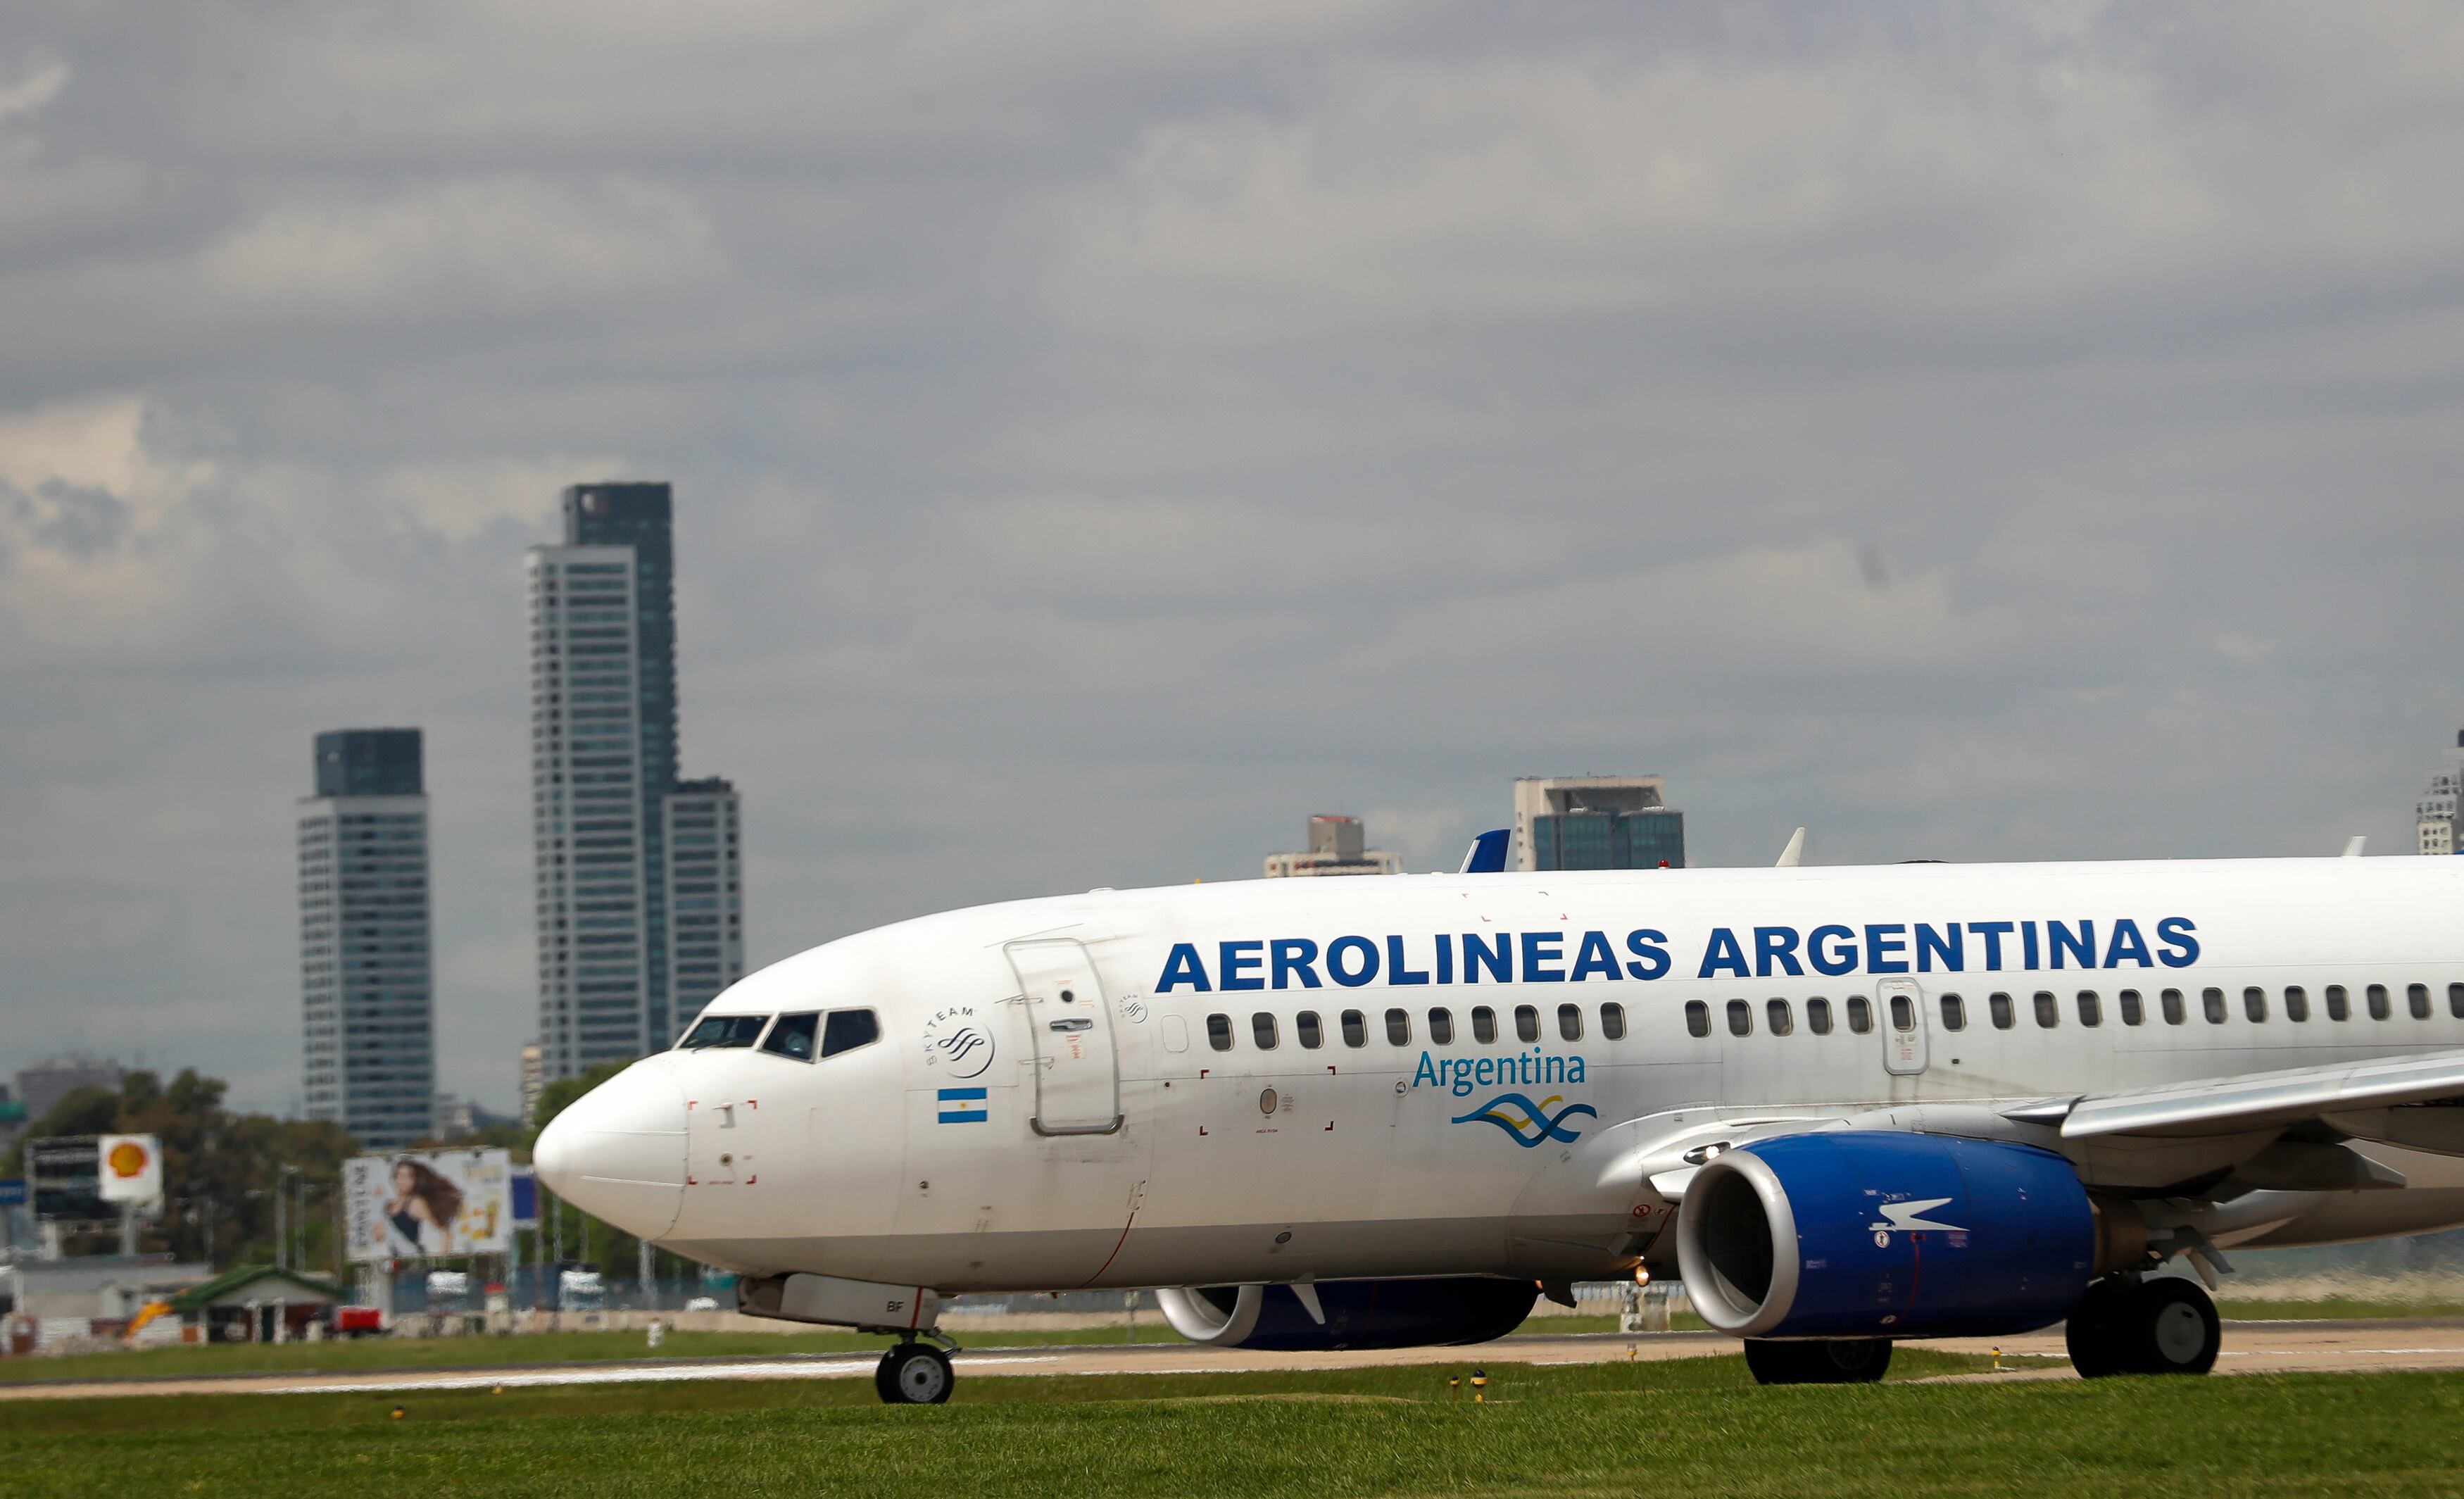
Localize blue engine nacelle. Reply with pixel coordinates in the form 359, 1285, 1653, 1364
1156, 1277, 1537, 1350
1674, 1131, 2098, 1340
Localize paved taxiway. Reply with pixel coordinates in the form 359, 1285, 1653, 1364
8, 1319, 2464, 1400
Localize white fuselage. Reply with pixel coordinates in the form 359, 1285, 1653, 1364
552, 857, 2464, 1293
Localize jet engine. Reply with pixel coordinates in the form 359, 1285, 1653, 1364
1155, 1277, 1538, 1350
1676, 1131, 2139, 1341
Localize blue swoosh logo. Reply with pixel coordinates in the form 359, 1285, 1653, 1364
1451, 1093, 1596, 1147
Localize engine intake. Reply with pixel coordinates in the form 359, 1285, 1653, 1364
1156, 1278, 1536, 1350
1676, 1131, 2109, 1340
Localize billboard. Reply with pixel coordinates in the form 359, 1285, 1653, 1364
28, 1138, 108, 1222
342, 1149, 513, 1262
96, 1134, 163, 1203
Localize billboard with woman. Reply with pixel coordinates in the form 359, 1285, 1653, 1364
342, 1149, 513, 1261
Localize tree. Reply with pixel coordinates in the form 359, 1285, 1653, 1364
7, 1068, 356, 1271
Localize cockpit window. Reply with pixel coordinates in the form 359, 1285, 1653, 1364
760, 1012, 819, 1061
678, 1013, 767, 1050
822, 1008, 881, 1058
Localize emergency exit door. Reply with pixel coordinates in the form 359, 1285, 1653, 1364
1007, 939, 1122, 1135
1879, 977, 1928, 1076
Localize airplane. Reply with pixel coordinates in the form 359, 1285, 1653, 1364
534, 830, 2464, 1403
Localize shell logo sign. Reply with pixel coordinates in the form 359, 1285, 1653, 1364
96, 1133, 163, 1203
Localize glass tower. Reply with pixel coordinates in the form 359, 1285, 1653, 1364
529, 482, 741, 1084
300, 728, 436, 1148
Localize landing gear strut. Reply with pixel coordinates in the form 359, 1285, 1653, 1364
2066, 1277, 2220, 1378
1744, 1337, 1892, 1385
874, 1341, 955, 1404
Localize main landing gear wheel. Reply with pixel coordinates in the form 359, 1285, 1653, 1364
1744, 1337, 1892, 1385
2066, 1277, 2220, 1378
874, 1342, 954, 1405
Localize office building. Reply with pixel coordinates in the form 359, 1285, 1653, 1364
529, 482, 743, 1081
1513, 774, 1685, 872
2418, 731, 2464, 855
12, 1055, 124, 1129
662, 777, 746, 1028
298, 728, 436, 1150
1264, 815, 1403, 877
519, 1043, 545, 1126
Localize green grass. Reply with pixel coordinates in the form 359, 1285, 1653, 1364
7, 1353, 2464, 1498
2215, 1297, 2464, 1322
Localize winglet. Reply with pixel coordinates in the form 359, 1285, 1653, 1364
2342, 836, 2366, 858
1459, 829, 1510, 874
1775, 827, 1806, 868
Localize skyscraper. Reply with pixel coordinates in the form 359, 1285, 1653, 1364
528, 483, 743, 1082
1512, 774, 1686, 871
299, 727, 436, 1150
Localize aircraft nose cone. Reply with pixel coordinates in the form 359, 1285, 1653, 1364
533, 1058, 687, 1240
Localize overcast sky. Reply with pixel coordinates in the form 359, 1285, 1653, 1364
5, 3, 2462, 1114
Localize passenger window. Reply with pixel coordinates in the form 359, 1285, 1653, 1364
1685, 1000, 1711, 1039
1559, 1003, 1584, 1041
2161, 988, 2185, 1024
2201, 987, 2227, 1024
1989, 991, 2015, 1029
1940, 993, 1966, 1031
2078, 991, 2101, 1028
1766, 999, 1793, 1036
1727, 998, 1753, 1036
1385, 1008, 1412, 1046
679, 1013, 766, 1050
2284, 986, 2308, 1022
1471, 1005, 1498, 1043
1515, 1005, 1540, 1043
1601, 1003, 1627, 1041
2244, 986, 2268, 1024
1297, 1011, 1324, 1049
1207, 1013, 1233, 1051
1340, 1010, 1366, 1048
1889, 994, 1913, 1031
2368, 984, 2391, 1020
2033, 991, 2059, 1029
1428, 1008, 1454, 1045
2119, 989, 2144, 1026
821, 1009, 881, 1058
2326, 984, 2350, 1021
2409, 983, 2432, 1020
1252, 1012, 1279, 1049
760, 1012, 819, 1060
1807, 998, 1833, 1035
1847, 996, 1873, 1034
2451, 982, 2464, 1018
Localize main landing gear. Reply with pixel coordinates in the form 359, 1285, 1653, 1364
1743, 1337, 1893, 1385
2065, 1276, 2220, 1378
874, 1340, 956, 1405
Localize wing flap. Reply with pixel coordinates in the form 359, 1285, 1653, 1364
2059, 1048, 2464, 1140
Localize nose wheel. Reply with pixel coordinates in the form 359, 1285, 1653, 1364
874, 1341, 955, 1405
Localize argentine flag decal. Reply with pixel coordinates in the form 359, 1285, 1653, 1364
937, 1087, 988, 1124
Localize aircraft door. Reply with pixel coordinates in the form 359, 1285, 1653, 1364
1007, 939, 1123, 1135
1879, 977, 1928, 1076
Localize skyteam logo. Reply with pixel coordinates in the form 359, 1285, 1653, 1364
1451, 1093, 1597, 1148
919, 1005, 996, 1080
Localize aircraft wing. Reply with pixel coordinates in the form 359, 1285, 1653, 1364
2008, 1048, 2464, 1142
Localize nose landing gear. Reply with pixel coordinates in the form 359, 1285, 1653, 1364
2065, 1275, 2220, 1377
874, 1338, 957, 1404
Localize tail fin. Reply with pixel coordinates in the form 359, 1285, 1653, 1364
1459, 829, 1510, 874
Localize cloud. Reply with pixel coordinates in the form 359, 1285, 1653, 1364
4, 1, 2463, 1110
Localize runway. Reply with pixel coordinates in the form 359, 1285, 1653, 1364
6, 1319, 2464, 1400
